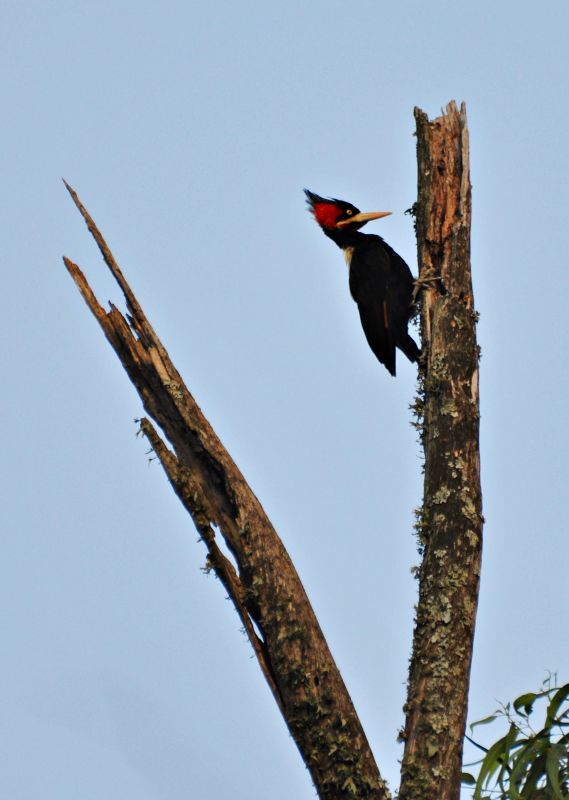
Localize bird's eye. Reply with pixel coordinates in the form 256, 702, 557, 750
346, 209, 353, 216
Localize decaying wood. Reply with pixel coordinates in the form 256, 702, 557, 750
399, 102, 483, 800
62, 181, 388, 800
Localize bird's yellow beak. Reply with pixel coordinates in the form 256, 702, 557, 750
336, 210, 392, 228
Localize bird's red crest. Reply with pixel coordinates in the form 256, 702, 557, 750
312, 202, 341, 229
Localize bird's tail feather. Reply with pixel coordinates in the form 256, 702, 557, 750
397, 333, 421, 364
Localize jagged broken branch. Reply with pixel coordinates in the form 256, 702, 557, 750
62, 182, 388, 800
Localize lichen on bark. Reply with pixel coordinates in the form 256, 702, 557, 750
399, 102, 483, 800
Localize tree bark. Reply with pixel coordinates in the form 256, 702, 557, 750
62, 182, 389, 800
399, 102, 483, 800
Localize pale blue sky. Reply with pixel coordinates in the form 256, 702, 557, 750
2, 2, 568, 798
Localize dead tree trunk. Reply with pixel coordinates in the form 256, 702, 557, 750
399, 102, 483, 800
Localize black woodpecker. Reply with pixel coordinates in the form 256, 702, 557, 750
305, 189, 420, 376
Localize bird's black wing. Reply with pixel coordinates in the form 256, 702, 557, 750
348, 237, 416, 376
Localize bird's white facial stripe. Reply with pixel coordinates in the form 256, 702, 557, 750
343, 246, 354, 267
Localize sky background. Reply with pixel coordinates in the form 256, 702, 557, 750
2, 2, 568, 798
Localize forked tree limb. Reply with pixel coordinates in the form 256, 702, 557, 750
63, 183, 388, 800
63, 100, 481, 800
399, 102, 483, 800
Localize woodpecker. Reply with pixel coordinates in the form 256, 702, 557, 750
305, 189, 420, 376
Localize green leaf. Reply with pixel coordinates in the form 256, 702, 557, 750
501, 721, 522, 765
474, 734, 510, 796
465, 732, 490, 755
545, 683, 569, 728
513, 692, 538, 716
461, 771, 476, 785
520, 752, 547, 797
509, 736, 546, 790
546, 742, 567, 799
470, 712, 501, 732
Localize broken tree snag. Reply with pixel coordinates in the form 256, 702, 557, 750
63, 184, 389, 800
399, 102, 483, 800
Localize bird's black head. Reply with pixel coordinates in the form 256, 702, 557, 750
304, 189, 391, 232
304, 189, 360, 229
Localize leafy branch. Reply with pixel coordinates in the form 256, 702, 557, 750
463, 677, 569, 799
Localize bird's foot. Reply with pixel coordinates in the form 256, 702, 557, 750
412, 275, 444, 303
